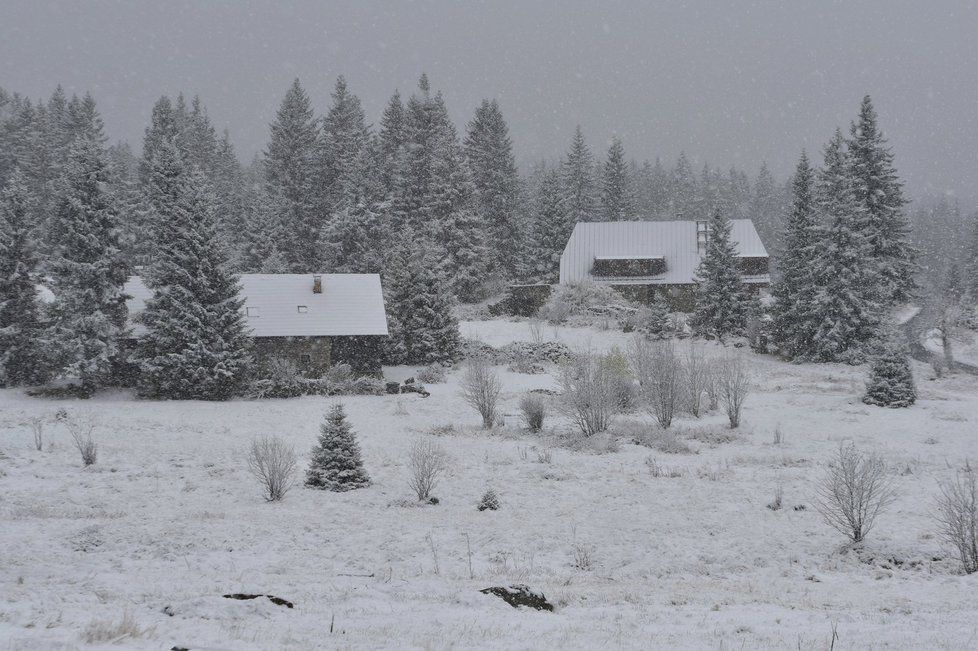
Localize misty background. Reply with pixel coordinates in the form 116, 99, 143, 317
2, 0, 976, 201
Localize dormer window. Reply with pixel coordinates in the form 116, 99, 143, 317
297, 305, 308, 314
245, 306, 260, 317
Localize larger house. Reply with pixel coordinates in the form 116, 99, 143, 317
559, 220, 770, 310
125, 273, 389, 375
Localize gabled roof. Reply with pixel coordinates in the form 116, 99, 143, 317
559, 220, 769, 285
125, 273, 389, 338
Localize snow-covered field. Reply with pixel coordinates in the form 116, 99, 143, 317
2, 320, 977, 649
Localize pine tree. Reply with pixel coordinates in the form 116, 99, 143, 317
321, 199, 387, 274
319, 76, 372, 213
377, 90, 407, 197
807, 130, 881, 363
47, 134, 129, 394
771, 152, 820, 359
750, 162, 782, 255
464, 99, 521, 277
238, 179, 290, 273
671, 152, 697, 218
691, 207, 747, 339
264, 79, 320, 272
135, 142, 252, 400
560, 126, 598, 224
847, 96, 917, 305
522, 169, 569, 283
0, 170, 49, 386
600, 137, 635, 221
862, 330, 916, 408
383, 234, 461, 365
305, 403, 370, 491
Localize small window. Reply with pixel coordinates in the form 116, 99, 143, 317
299, 354, 312, 364
297, 305, 308, 314
245, 306, 260, 317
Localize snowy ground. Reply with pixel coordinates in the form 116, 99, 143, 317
2, 320, 978, 649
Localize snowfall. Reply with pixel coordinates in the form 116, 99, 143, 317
1, 319, 977, 650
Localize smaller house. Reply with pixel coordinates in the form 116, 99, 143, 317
125, 273, 389, 376
559, 220, 770, 310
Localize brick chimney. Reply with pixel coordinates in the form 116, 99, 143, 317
312, 274, 322, 294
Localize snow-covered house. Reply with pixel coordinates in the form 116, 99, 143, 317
559, 220, 770, 310
125, 273, 389, 375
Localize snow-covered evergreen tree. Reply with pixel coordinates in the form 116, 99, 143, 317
600, 137, 635, 221
807, 130, 880, 363
377, 90, 407, 198
0, 170, 49, 386
560, 126, 598, 224
135, 142, 252, 400
464, 99, 521, 277
320, 199, 387, 274
671, 152, 698, 218
263, 79, 320, 272
305, 403, 370, 491
749, 162, 783, 256
383, 234, 461, 365
771, 152, 820, 359
318, 76, 372, 213
47, 134, 129, 394
691, 207, 747, 339
862, 330, 916, 408
522, 169, 569, 283
847, 95, 917, 305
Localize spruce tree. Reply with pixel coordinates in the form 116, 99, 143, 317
560, 126, 598, 224
47, 134, 129, 394
600, 137, 635, 221
264, 79, 320, 272
136, 143, 252, 400
771, 152, 820, 359
0, 170, 49, 386
464, 99, 521, 277
321, 199, 387, 274
750, 162, 782, 255
318, 76, 372, 213
847, 96, 917, 305
377, 90, 407, 198
808, 130, 880, 363
691, 207, 747, 339
671, 152, 697, 218
383, 234, 461, 365
522, 169, 569, 283
305, 403, 370, 491
862, 330, 916, 408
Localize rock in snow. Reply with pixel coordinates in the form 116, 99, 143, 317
479, 584, 553, 611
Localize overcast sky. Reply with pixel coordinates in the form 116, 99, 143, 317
2, 1, 976, 199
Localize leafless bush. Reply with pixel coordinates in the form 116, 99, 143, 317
682, 343, 709, 417
767, 484, 783, 511
936, 461, 978, 574
628, 337, 681, 428
645, 456, 684, 478
772, 424, 784, 446
82, 611, 152, 644
66, 418, 97, 466
570, 541, 595, 570
417, 363, 447, 384
527, 318, 544, 345
409, 438, 449, 501
28, 416, 44, 451
247, 436, 297, 501
813, 443, 896, 543
519, 394, 546, 432
535, 447, 553, 463
558, 352, 620, 436
717, 354, 752, 428
461, 358, 502, 429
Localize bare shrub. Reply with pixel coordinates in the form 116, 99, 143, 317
519, 394, 546, 432
417, 363, 448, 384
682, 343, 709, 417
527, 318, 544, 345
767, 484, 783, 511
570, 541, 595, 570
628, 337, 681, 428
66, 418, 97, 466
535, 447, 553, 463
772, 424, 784, 446
28, 416, 44, 451
936, 462, 978, 574
705, 364, 721, 411
813, 443, 896, 543
247, 436, 297, 501
82, 611, 151, 644
717, 353, 751, 428
409, 438, 449, 501
461, 358, 502, 429
602, 347, 638, 410
645, 456, 684, 478
558, 352, 619, 436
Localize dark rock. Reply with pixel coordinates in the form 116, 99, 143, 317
401, 383, 430, 398
404, 377, 415, 384
385, 381, 401, 395
222, 593, 294, 608
427, 496, 439, 505
480, 584, 554, 611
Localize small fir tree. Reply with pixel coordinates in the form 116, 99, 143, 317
560, 126, 598, 224
600, 137, 635, 221
0, 170, 50, 386
862, 332, 916, 408
306, 403, 370, 491
691, 208, 747, 339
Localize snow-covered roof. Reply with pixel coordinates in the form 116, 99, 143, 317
125, 274, 389, 338
559, 220, 769, 285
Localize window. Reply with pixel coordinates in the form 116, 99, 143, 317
299, 354, 312, 364
591, 257, 666, 278
297, 305, 308, 314
245, 306, 260, 317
